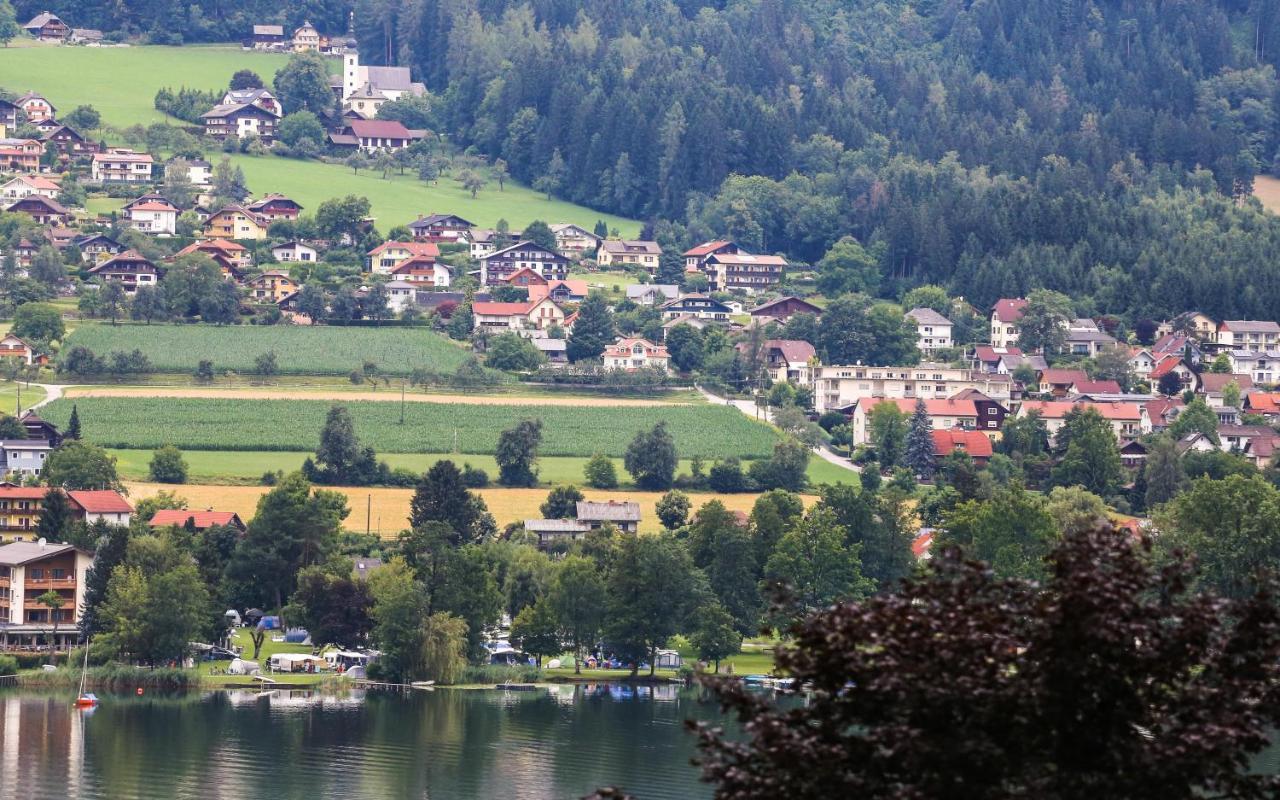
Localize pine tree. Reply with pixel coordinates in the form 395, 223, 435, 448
65, 404, 81, 440
566, 292, 615, 362
37, 489, 71, 541
904, 398, 935, 479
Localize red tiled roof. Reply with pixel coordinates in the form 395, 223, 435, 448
682, 240, 733, 257
528, 280, 589, 301
472, 301, 534, 316
604, 337, 669, 358
911, 529, 935, 559
0, 484, 49, 500
128, 201, 176, 212
1246, 393, 1280, 414
367, 240, 439, 259
1200, 373, 1253, 393
66, 490, 132, 514
1020, 401, 1142, 421
869, 398, 978, 417
1144, 397, 1184, 424
1073, 379, 1123, 394
1040, 368, 1089, 386
346, 119, 413, 139
1152, 333, 1191, 355
931, 429, 994, 459
991, 298, 1028, 323
150, 510, 242, 529
1149, 354, 1187, 379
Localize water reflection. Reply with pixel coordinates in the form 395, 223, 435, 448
0, 684, 722, 800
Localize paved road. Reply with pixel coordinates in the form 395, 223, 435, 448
696, 384, 860, 475
27, 383, 65, 410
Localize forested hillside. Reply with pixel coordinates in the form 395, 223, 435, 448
23, 0, 1280, 318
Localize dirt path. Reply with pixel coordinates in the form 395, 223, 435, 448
61, 385, 689, 407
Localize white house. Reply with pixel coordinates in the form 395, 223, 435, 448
990, 298, 1027, 348
1017, 401, 1150, 444
66, 490, 133, 527
549, 223, 601, 256
384, 280, 418, 314
0, 439, 52, 479
905, 307, 953, 356
271, 240, 317, 263
1216, 321, 1280, 351
123, 198, 177, 235
168, 158, 212, 186
472, 298, 566, 333
0, 175, 59, 202
603, 338, 670, 372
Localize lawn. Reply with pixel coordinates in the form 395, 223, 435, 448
0, 44, 294, 127
568, 270, 643, 294
107, 448, 856, 487
229, 152, 640, 234
124, 481, 806, 535
45, 396, 782, 457
0, 381, 45, 415
62, 322, 480, 377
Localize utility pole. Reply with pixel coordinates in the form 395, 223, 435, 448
366, 494, 371, 536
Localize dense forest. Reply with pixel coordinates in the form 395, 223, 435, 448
23, 0, 1280, 318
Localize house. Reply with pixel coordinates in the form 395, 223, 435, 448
683, 240, 740, 272
88, 250, 158, 293
1129, 348, 1157, 378
0, 98, 18, 129
1037, 368, 1091, 398
220, 88, 281, 116
203, 206, 270, 240
41, 124, 98, 158
576, 501, 641, 534
749, 295, 823, 323
528, 280, 590, 304
906, 307, 954, 356
464, 228, 515, 260
625, 284, 679, 306
703, 252, 786, 292
73, 233, 123, 264
6, 195, 70, 225
123, 197, 178, 235
175, 239, 253, 274
329, 119, 418, 152
597, 240, 661, 271
1145, 397, 1184, 432
270, 240, 316, 264
22, 12, 70, 41
1072, 379, 1124, 395
971, 345, 1045, 376
812, 364, 1014, 413
246, 194, 302, 221
0, 174, 59, 201
344, 81, 392, 118
66, 490, 132, 527
90, 150, 154, 183
480, 241, 570, 286
1017, 401, 1150, 444
0, 541, 93, 650
472, 298, 566, 333
0, 440, 53, 480
408, 213, 475, 243
931, 429, 994, 464
201, 102, 281, 142
530, 335, 568, 364
1245, 392, 1280, 420
549, 223, 601, 256
390, 257, 452, 287
1065, 319, 1117, 357
660, 295, 733, 322
246, 270, 299, 303
1152, 332, 1202, 362
149, 509, 247, 532
525, 518, 591, 550
1216, 320, 1280, 351
383, 280, 419, 314
69, 27, 103, 44
292, 20, 322, 51
18, 412, 59, 446
1200, 373, 1253, 423
1150, 354, 1201, 393
0, 334, 41, 366
950, 388, 1009, 435
367, 240, 440, 274
989, 298, 1028, 348
0, 137, 43, 172
1120, 439, 1149, 469
603, 338, 670, 372
44, 225, 76, 249
168, 158, 212, 186
15, 91, 56, 122
1159, 312, 1218, 342
0, 485, 50, 541
250, 24, 286, 48
851, 398, 980, 446
737, 339, 817, 384
1225, 350, 1280, 384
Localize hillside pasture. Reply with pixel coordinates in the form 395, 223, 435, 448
44, 396, 782, 458
61, 323, 479, 378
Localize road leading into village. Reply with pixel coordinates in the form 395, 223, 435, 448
694, 385, 860, 475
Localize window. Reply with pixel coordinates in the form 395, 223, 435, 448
987, 421, 998, 428
52, 568, 65, 579
29, 568, 42, 579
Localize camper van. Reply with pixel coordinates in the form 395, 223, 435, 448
268, 653, 327, 673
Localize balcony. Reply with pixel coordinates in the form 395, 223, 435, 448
25, 577, 75, 591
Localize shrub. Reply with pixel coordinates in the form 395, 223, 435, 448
583, 453, 618, 489
148, 445, 188, 483
461, 463, 490, 488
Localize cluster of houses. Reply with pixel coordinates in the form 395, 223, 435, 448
524, 500, 642, 549
19, 11, 104, 45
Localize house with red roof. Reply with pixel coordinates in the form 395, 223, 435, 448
931, 429, 994, 464
1071, 379, 1123, 395
175, 238, 253, 275
850, 397, 979, 446
329, 118, 422, 152
989, 298, 1028, 348
0, 174, 59, 202
66, 490, 133, 527
5, 194, 70, 225
0, 137, 43, 173
0, 334, 45, 367
603, 338, 670, 373
735, 339, 817, 384
682, 240, 740, 272
123, 196, 178, 235
367, 240, 440, 274
472, 297, 566, 333
91, 150, 154, 183
1016, 401, 1150, 444
528, 280, 589, 304
202, 205, 270, 241
149, 509, 247, 532
88, 250, 158, 293
1036, 368, 1090, 398
1149, 354, 1200, 393
246, 194, 303, 221
1144, 397, 1184, 432
748, 295, 822, 323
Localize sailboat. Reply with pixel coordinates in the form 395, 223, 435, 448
74, 640, 98, 708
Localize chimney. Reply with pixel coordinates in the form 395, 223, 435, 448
37, 537, 46, 548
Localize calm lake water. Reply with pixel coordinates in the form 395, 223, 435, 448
0, 684, 729, 800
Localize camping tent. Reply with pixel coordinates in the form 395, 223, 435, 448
654, 650, 683, 669
228, 658, 260, 675
259, 615, 282, 630
269, 653, 326, 673
283, 628, 310, 644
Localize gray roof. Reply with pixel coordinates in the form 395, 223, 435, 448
365, 66, 414, 92
1222, 320, 1280, 334
352, 558, 383, 580
626, 284, 678, 301
576, 500, 641, 523
0, 541, 80, 566
602, 239, 661, 255
24, 12, 63, 28
525, 519, 591, 532
1066, 329, 1117, 343
202, 102, 279, 120
253, 24, 285, 36
0, 439, 52, 450
529, 337, 567, 353
905, 307, 952, 326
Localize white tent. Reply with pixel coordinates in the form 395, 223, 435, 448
228, 658, 260, 675
269, 653, 327, 673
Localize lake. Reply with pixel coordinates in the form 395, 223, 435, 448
0, 684, 729, 800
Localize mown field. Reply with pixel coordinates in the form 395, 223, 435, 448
62, 323, 479, 377
106, 448, 857, 487
0, 382, 45, 415
0, 44, 294, 127
45, 397, 782, 458
125, 481, 809, 536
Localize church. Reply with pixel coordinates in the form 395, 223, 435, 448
335, 33, 427, 118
